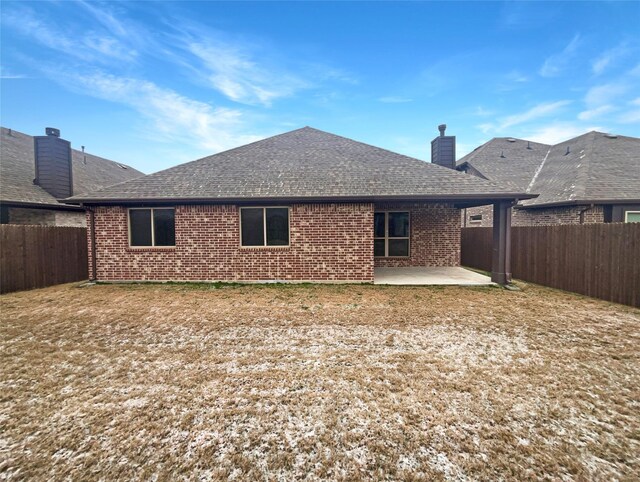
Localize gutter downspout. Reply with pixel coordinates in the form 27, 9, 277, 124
87, 205, 97, 281
579, 204, 595, 224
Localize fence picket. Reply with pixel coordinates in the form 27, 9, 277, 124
0, 225, 88, 294
461, 224, 640, 307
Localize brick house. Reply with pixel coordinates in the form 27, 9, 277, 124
456, 131, 640, 227
68, 127, 534, 284
1, 127, 142, 226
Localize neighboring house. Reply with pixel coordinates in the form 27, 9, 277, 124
67, 126, 534, 284
1, 127, 143, 226
457, 131, 640, 227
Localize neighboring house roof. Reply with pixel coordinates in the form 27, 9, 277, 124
68, 127, 533, 204
1, 127, 143, 209
457, 131, 640, 208
457, 137, 551, 191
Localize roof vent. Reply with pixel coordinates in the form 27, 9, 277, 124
500, 150, 505, 158
45, 127, 60, 137
507, 138, 516, 142
527, 141, 532, 150
605, 133, 618, 139
565, 146, 570, 155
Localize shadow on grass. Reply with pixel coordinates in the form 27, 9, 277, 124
91, 280, 512, 297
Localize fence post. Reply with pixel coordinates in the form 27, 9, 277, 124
491, 202, 512, 285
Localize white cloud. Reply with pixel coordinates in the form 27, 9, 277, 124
378, 96, 412, 103
473, 106, 494, 117
539, 34, 581, 77
168, 24, 355, 106
500, 100, 572, 129
615, 96, 640, 124
526, 122, 602, 145
578, 104, 615, 121
592, 42, 631, 75
617, 110, 640, 124
0, 66, 27, 79
186, 40, 309, 106
584, 82, 629, 108
506, 70, 529, 83
50, 69, 262, 153
2, 6, 137, 64
4, 4, 354, 109
476, 123, 495, 134
78, 1, 131, 38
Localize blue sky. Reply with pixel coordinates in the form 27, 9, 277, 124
2, 1, 639, 174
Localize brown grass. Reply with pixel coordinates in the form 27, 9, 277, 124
1, 281, 639, 480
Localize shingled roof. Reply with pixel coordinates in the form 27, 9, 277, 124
68, 127, 533, 204
1, 127, 143, 209
457, 131, 640, 208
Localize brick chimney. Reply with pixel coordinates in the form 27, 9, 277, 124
431, 124, 456, 169
33, 127, 73, 198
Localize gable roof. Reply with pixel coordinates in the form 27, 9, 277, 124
68, 127, 533, 204
457, 131, 640, 208
1, 127, 143, 209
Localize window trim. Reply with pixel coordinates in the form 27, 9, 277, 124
239, 206, 291, 248
624, 210, 640, 223
127, 207, 176, 248
469, 214, 483, 223
374, 210, 410, 258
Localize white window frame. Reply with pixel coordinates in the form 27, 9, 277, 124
469, 214, 483, 224
128, 207, 175, 247
374, 210, 410, 258
624, 210, 640, 223
239, 206, 291, 247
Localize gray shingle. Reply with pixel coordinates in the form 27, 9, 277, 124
457, 137, 551, 191
457, 131, 640, 208
67, 127, 532, 203
1, 127, 143, 207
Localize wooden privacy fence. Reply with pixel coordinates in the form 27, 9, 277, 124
461, 223, 640, 307
0, 225, 88, 294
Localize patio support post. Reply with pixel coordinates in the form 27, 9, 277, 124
491, 201, 512, 285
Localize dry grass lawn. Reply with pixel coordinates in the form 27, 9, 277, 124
1, 281, 639, 481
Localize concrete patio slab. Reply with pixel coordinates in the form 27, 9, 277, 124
374, 267, 494, 286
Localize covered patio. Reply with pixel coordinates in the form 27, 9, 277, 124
374, 266, 494, 285
372, 200, 517, 286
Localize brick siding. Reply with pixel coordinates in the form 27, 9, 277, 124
374, 203, 460, 268
7, 207, 85, 227
463, 204, 605, 227
87, 202, 462, 282
88, 203, 375, 282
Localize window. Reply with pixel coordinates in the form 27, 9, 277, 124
374, 211, 409, 257
128, 208, 175, 247
240, 207, 289, 246
625, 211, 640, 223
470, 214, 483, 223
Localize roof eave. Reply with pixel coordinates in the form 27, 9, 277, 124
0, 199, 85, 211
67, 192, 538, 206
517, 198, 640, 209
